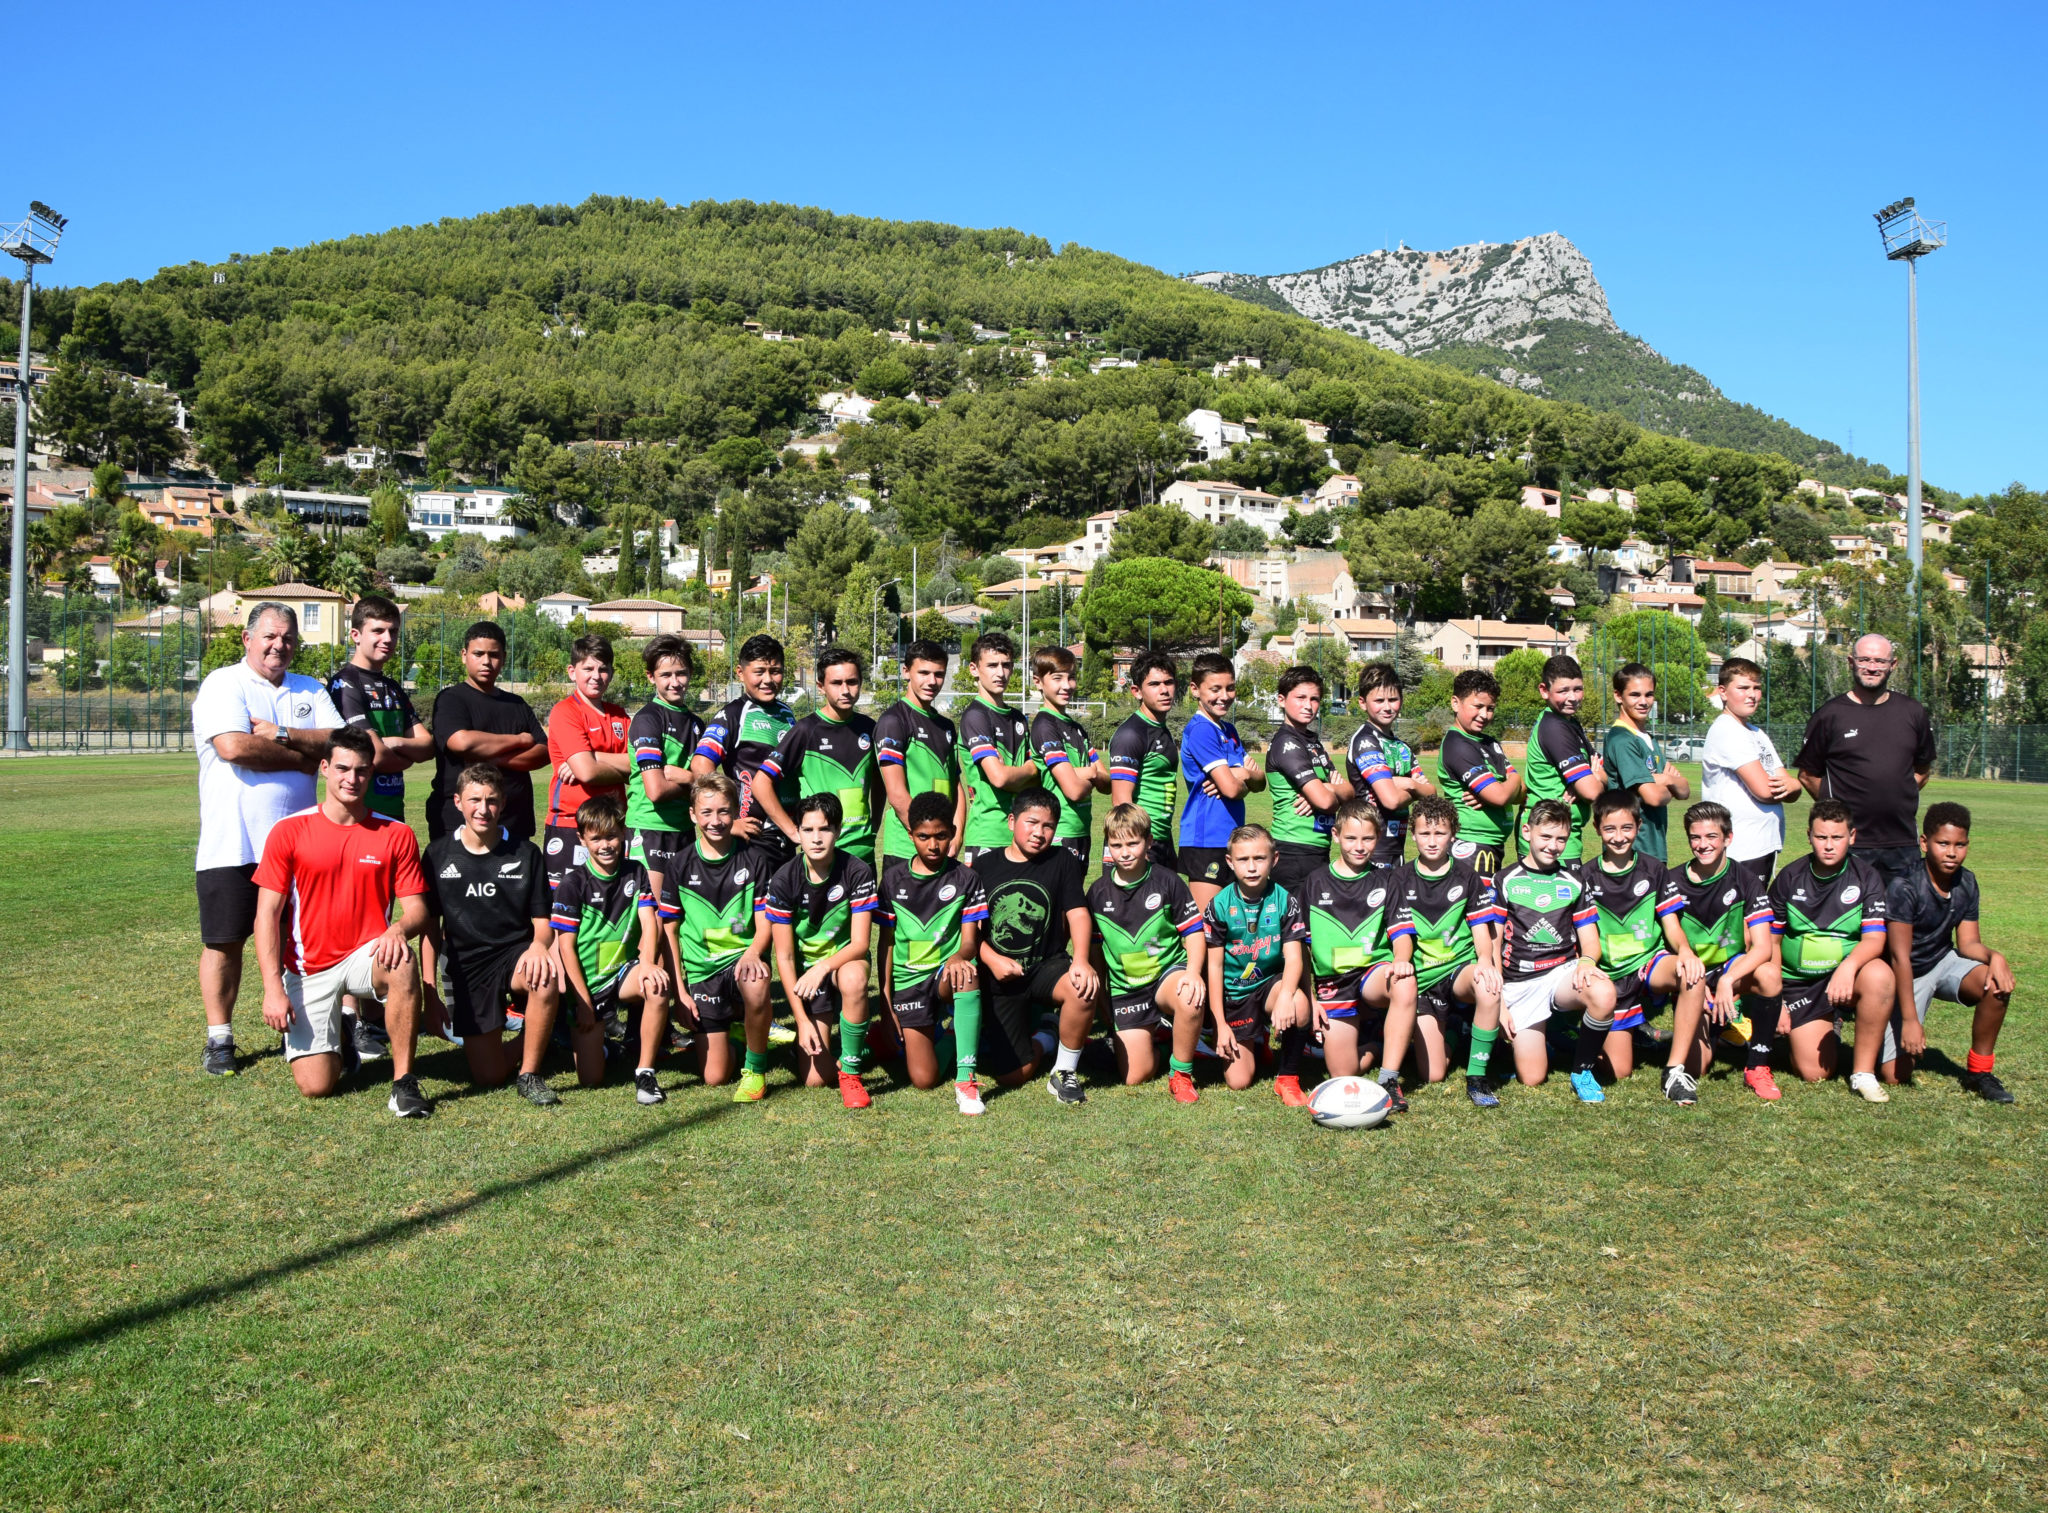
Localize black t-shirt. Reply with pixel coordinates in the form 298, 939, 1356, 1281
1793, 692, 1936, 849
1885, 863, 1979, 977
970, 844, 1087, 970
430, 681, 546, 837
423, 832, 549, 961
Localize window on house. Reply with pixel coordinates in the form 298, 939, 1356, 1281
303, 603, 321, 630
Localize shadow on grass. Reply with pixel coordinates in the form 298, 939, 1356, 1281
0, 1101, 734, 1378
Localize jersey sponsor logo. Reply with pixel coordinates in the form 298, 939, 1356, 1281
1841, 886, 1861, 903
733, 867, 751, 884
440, 863, 462, 878
827, 884, 845, 902
1145, 893, 1161, 909
357, 854, 382, 865
1447, 885, 1465, 901
1633, 879, 1650, 896
547, 836, 564, 854
857, 734, 871, 749
466, 882, 497, 897
1523, 918, 1564, 946
1367, 888, 1386, 907
295, 700, 313, 720
1843, 728, 1859, 739
499, 861, 523, 874
937, 883, 957, 900
1723, 888, 1738, 905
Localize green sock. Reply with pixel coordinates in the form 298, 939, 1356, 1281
743, 1049, 769, 1076
951, 991, 982, 1084
1169, 1056, 1195, 1076
1466, 1026, 1499, 1079
839, 1018, 868, 1076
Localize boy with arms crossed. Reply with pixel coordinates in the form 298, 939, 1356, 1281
626, 635, 703, 905
1109, 653, 1183, 873
1346, 662, 1431, 868
1522, 655, 1605, 857
1435, 670, 1523, 879
1493, 799, 1616, 1101
1177, 652, 1265, 906
1882, 802, 2016, 1102
763, 793, 879, 1108
1088, 802, 1208, 1099
1303, 801, 1413, 1108
957, 633, 1041, 867
693, 633, 798, 862
1263, 666, 1354, 895
878, 791, 992, 1115
875, 639, 967, 865
1202, 825, 1312, 1101
1604, 662, 1689, 863
666, 774, 778, 1099
1768, 799, 1894, 1099
1668, 801, 1782, 1105
544, 634, 633, 890
755, 648, 881, 863
1029, 645, 1110, 868
1582, 790, 1704, 1086
550, 795, 672, 1105
1702, 657, 1800, 896
1386, 794, 1506, 1107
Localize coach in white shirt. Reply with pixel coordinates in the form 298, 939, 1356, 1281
191, 601, 343, 1076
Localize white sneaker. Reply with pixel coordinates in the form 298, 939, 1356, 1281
1849, 1072, 1890, 1104
954, 1080, 986, 1117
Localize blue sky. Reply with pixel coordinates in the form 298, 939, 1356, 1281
13, 1, 2044, 496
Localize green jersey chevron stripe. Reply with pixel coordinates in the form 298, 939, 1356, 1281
1782, 901, 1865, 980
676, 881, 757, 979
1679, 883, 1746, 966
1404, 902, 1476, 990
799, 747, 877, 854
887, 900, 969, 990
1096, 907, 1185, 994
1306, 905, 1390, 977
792, 899, 852, 966
1594, 892, 1661, 975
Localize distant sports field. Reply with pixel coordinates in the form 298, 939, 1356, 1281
2, 755, 2043, 1511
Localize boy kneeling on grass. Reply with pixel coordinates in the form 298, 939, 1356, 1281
1386, 794, 1506, 1108
551, 794, 672, 1106
1667, 801, 1781, 1105
763, 793, 879, 1109
1305, 801, 1415, 1110
1087, 802, 1208, 1100
877, 790, 992, 1115
664, 774, 777, 1101
1582, 790, 1705, 1092
1493, 799, 1615, 1102
1882, 802, 2016, 1103
1767, 799, 1895, 1100
1201, 824, 1311, 1102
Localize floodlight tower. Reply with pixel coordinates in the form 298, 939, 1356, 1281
4, 200, 66, 752
1873, 196, 1944, 578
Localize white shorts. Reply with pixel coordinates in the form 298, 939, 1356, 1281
1502, 962, 1578, 1036
1882, 950, 1979, 1063
285, 938, 382, 1061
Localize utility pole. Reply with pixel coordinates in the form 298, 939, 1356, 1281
4, 202, 65, 752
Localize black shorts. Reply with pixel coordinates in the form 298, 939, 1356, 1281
631, 827, 689, 885
1223, 977, 1279, 1043
983, 956, 1068, 1076
1109, 985, 1163, 1032
1055, 836, 1091, 869
1783, 975, 1840, 1031
1416, 970, 1476, 1023
1852, 844, 1920, 886
196, 864, 259, 945
887, 978, 945, 1032
1179, 845, 1230, 886
1733, 852, 1776, 900
542, 824, 585, 891
685, 966, 744, 1031
1452, 841, 1504, 881
447, 940, 529, 1038
1316, 963, 1392, 1019
1148, 836, 1179, 873
790, 971, 851, 1026
1271, 842, 1329, 895
1609, 956, 1669, 1030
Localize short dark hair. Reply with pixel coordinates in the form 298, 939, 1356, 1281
904, 637, 950, 671
455, 762, 505, 797
1684, 801, 1732, 837
463, 620, 507, 651
1010, 785, 1058, 821
1188, 651, 1233, 687
642, 634, 693, 675
816, 646, 863, 681
1719, 657, 1762, 688
1128, 651, 1178, 689
1357, 661, 1401, 696
1613, 661, 1653, 694
1032, 644, 1077, 678
351, 594, 401, 631
1808, 798, 1855, 830
1922, 801, 1971, 837
1409, 794, 1458, 831
324, 727, 375, 764
1541, 654, 1584, 686
1452, 669, 1500, 701
1524, 798, 1575, 833
1277, 664, 1323, 698
907, 791, 955, 831
736, 633, 784, 668
570, 632, 614, 667
971, 631, 1016, 665
575, 793, 629, 836
796, 792, 843, 830
1593, 788, 1639, 824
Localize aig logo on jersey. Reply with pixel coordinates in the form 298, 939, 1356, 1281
466, 881, 497, 897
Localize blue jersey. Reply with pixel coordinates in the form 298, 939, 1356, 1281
1179, 711, 1248, 848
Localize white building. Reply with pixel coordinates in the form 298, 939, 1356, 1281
1216, 553, 1293, 603
1064, 510, 1126, 567
1161, 478, 1288, 537
1581, 486, 1637, 510
409, 486, 530, 543
817, 391, 877, 427
343, 446, 389, 472
1182, 408, 1250, 462
536, 593, 592, 626
1210, 355, 1263, 379
1311, 473, 1361, 512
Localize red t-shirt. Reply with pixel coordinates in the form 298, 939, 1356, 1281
546, 694, 629, 828
252, 808, 427, 974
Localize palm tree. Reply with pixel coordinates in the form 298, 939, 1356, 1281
325, 550, 370, 600
106, 525, 154, 600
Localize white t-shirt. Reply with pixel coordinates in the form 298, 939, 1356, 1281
192, 662, 344, 871
1702, 712, 1785, 862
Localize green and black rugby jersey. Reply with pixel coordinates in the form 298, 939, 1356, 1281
328, 662, 419, 820
1524, 709, 1597, 836
874, 697, 960, 860
1769, 853, 1888, 982
761, 710, 879, 855
1436, 727, 1517, 850
1300, 863, 1398, 983
1030, 709, 1099, 841
1107, 711, 1179, 843
1088, 864, 1203, 997
1386, 858, 1500, 992
695, 696, 797, 838
878, 856, 989, 992
1347, 720, 1416, 859
668, 841, 774, 982
1492, 860, 1597, 981
1672, 860, 1773, 968
550, 857, 654, 995
1266, 722, 1338, 849
1581, 854, 1685, 979
959, 695, 1036, 849
625, 697, 704, 834
1202, 882, 1309, 1002
761, 851, 878, 967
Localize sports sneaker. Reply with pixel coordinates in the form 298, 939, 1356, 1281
1569, 1069, 1606, 1104
517, 1072, 560, 1107
838, 1069, 872, 1109
1966, 1071, 2015, 1104
1718, 1016, 1753, 1048
1465, 1075, 1500, 1109
1743, 1066, 1783, 1102
1849, 1072, 1890, 1104
202, 1038, 237, 1077
1168, 1070, 1199, 1104
955, 1080, 986, 1116
1046, 1068, 1086, 1105
667, 1024, 695, 1056
634, 1069, 665, 1105
1377, 1073, 1409, 1113
766, 1021, 797, 1048
732, 1069, 767, 1103
1274, 1074, 1308, 1108
352, 1018, 390, 1063
1662, 1066, 1698, 1107
388, 1073, 431, 1119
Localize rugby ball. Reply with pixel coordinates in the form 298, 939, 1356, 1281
1308, 1076, 1393, 1130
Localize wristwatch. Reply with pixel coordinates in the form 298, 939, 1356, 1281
272, 726, 292, 747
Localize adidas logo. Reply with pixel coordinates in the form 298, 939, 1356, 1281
439, 864, 461, 878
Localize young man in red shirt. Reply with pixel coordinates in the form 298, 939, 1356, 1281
544, 633, 633, 890
252, 728, 432, 1115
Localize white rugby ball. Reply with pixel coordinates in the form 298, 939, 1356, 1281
1308, 1075, 1392, 1130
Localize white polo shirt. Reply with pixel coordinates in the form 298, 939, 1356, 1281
1701, 711, 1786, 862
192, 661, 344, 871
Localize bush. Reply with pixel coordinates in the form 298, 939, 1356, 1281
376, 546, 434, 584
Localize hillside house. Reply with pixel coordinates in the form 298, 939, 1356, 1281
408, 486, 528, 543
1182, 408, 1250, 461
1520, 486, 1562, 519
1331, 617, 1399, 656
1216, 553, 1292, 604
1285, 552, 1359, 617
1749, 560, 1812, 605
1425, 619, 1572, 670
1161, 478, 1288, 537
536, 593, 592, 626
585, 599, 688, 636
1627, 590, 1706, 623
1829, 534, 1882, 567
1312, 473, 1361, 511
1582, 486, 1637, 510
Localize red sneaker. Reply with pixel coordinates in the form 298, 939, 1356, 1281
838, 1070, 871, 1109
1744, 1066, 1783, 1102
1274, 1074, 1309, 1108
1169, 1070, 1199, 1104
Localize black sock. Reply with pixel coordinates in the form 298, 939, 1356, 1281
1278, 1024, 1308, 1076
1746, 995, 1780, 1069
1574, 1014, 1610, 1073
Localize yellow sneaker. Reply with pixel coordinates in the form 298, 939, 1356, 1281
1717, 1015, 1753, 1048
732, 1069, 767, 1103
766, 1021, 797, 1047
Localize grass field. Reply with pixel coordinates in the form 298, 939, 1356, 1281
2, 755, 2044, 1511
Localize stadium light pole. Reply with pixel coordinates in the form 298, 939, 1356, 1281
1873, 197, 1944, 579
4, 201, 65, 752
